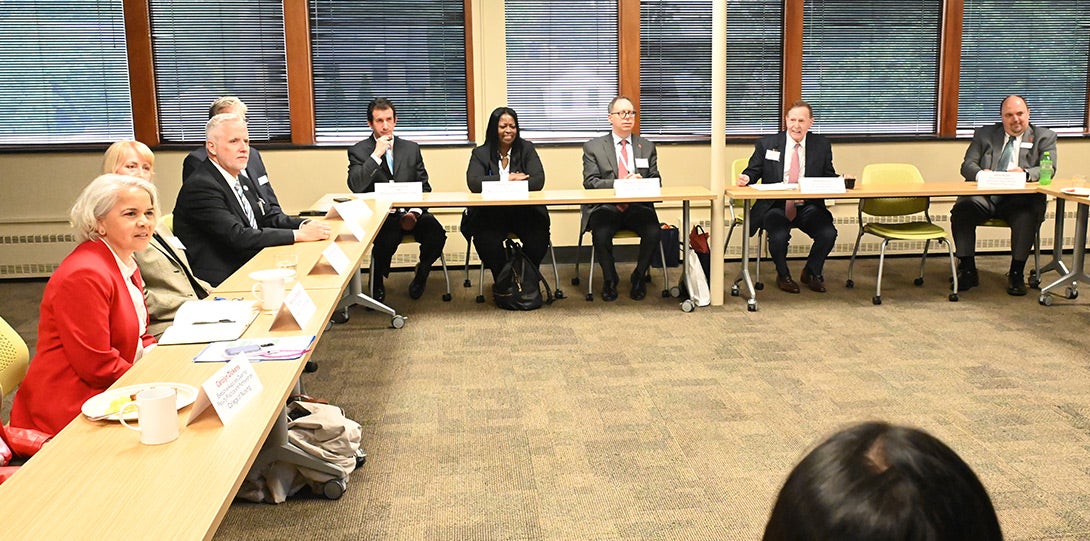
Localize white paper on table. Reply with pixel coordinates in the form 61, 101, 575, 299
977, 171, 1027, 190
481, 180, 529, 199
614, 178, 661, 197
374, 181, 423, 199
750, 182, 798, 191
799, 176, 846, 194
158, 300, 258, 345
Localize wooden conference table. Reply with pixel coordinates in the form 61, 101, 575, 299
725, 181, 1043, 311
1035, 181, 1090, 306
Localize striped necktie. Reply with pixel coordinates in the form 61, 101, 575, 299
232, 178, 257, 228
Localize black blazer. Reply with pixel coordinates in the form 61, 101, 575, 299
183, 146, 282, 210
464, 140, 548, 229
346, 135, 431, 194
173, 158, 303, 286
742, 131, 837, 234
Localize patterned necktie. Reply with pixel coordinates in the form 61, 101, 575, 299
786, 143, 801, 221
617, 139, 630, 212
385, 148, 394, 176
998, 135, 1016, 171
232, 179, 257, 228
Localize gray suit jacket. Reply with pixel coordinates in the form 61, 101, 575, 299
580, 133, 661, 230
134, 223, 212, 337
960, 122, 1057, 181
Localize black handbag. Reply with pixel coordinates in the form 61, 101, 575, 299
650, 223, 681, 268
492, 239, 553, 310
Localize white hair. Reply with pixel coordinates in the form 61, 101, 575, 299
69, 174, 159, 242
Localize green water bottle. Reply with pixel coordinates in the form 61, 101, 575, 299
1040, 151, 1053, 185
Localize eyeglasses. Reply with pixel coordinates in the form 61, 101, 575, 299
610, 110, 638, 119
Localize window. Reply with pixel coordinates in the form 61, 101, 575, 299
506, 0, 617, 139
958, 0, 1090, 133
639, 0, 784, 137
309, 0, 468, 143
149, 0, 290, 143
802, 0, 942, 134
0, 1, 132, 144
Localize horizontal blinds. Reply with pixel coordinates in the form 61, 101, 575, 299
506, 1, 618, 138
958, 0, 1090, 131
310, 0, 467, 142
640, 0, 713, 136
726, 0, 784, 136
0, 2, 133, 144
802, 0, 941, 134
150, 0, 290, 143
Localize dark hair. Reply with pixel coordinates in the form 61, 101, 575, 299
608, 95, 634, 113
367, 97, 397, 123
763, 422, 1002, 541
784, 100, 813, 118
484, 107, 522, 153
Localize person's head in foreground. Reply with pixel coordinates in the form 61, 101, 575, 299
762, 421, 1002, 541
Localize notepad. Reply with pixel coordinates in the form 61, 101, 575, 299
158, 300, 259, 345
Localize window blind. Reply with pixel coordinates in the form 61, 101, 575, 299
309, 0, 468, 143
725, 0, 784, 136
150, 0, 290, 143
802, 0, 941, 135
958, 0, 1089, 133
0, 1, 133, 145
506, 1, 618, 139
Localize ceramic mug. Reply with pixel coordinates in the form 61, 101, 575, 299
249, 268, 293, 311
119, 387, 180, 445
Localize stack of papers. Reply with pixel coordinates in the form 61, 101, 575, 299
158, 300, 259, 345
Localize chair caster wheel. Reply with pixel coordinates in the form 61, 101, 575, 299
913, 277, 924, 286
949, 293, 959, 302
322, 479, 346, 500
845, 279, 854, 288
475, 295, 485, 303
304, 361, 318, 373
391, 315, 406, 329
571, 277, 580, 286
661, 289, 670, 298
730, 285, 740, 297
1039, 294, 1053, 306
872, 296, 882, 305
330, 308, 349, 324
746, 302, 757, 312
442, 293, 452, 302
1029, 277, 1040, 289
585, 294, 594, 301
354, 448, 367, 468
669, 286, 681, 298
554, 289, 566, 299
463, 279, 472, 288
681, 299, 695, 312
755, 282, 764, 291
1067, 288, 1078, 300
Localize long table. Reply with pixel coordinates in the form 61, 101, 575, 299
1036, 182, 1090, 305
725, 181, 1042, 311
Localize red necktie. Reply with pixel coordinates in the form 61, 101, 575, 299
617, 139, 630, 212
786, 143, 801, 221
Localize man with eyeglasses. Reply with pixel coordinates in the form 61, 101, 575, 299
954, 94, 1056, 296
582, 96, 662, 302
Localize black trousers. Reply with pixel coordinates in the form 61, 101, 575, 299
371, 211, 447, 283
471, 206, 551, 279
586, 204, 660, 283
762, 202, 837, 277
951, 193, 1047, 261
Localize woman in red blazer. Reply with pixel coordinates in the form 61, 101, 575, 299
11, 174, 159, 436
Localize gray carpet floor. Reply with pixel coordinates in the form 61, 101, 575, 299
4, 254, 1090, 540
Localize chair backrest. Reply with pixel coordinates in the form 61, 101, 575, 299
0, 315, 29, 399
160, 213, 174, 234
860, 163, 929, 217
730, 158, 748, 209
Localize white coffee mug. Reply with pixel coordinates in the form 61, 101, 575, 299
249, 268, 293, 311
119, 387, 180, 445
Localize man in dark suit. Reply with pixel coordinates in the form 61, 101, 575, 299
737, 100, 838, 294
174, 113, 331, 286
582, 96, 662, 302
954, 94, 1057, 296
182, 96, 281, 211
347, 97, 447, 302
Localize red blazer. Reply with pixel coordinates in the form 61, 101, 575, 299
10, 240, 155, 436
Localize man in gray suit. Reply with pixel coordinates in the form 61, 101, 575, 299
954, 94, 1057, 296
582, 96, 661, 302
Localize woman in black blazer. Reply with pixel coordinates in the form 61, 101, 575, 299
464, 107, 550, 279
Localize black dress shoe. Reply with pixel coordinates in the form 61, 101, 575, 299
408, 264, 429, 300
372, 282, 386, 303
954, 268, 979, 291
1007, 272, 1027, 296
800, 268, 826, 293
629, 271, 647, 300
602, 280, 619, 301
777, 274, 800, 294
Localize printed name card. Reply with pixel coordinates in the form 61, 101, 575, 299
481, 180, 529, 199
281, 282, 316, 329
186, 356, 263, 425
977, 171, 1027, 190
614, 178, 661, 197
326, 199, 373, 222
799, 176, 846, 194
321, 242, 352, 275
374, 181, 424, 200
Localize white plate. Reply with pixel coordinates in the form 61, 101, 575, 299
81, 382, 199, 421
1061, 187, 1090, 197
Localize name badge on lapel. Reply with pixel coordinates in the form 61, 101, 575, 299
766, 150, 781, 162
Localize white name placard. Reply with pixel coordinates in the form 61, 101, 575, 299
321, 242, 351, 276
374, 181, 424, 199
799, 176, 846, 194
186, 356, 263, 426
283, 282, 316, 329
614, 178, 661, 197
977, 171, 1027, 190
481, 180, 529, 199
327, 199, 373, 222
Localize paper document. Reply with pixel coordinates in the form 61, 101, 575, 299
158, 300, 259, 345
193, 335, 316, 363
750, 183, 798, 191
